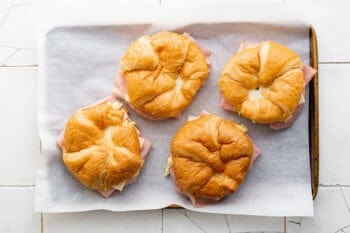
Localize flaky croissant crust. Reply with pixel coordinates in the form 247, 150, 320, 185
219, 41, 304, 123
62, 101, 143, 192
170, 115, 253, 200
120, 32, 209, 118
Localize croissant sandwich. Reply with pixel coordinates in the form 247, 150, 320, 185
165, 111, 260, 207
57, 98, 152, 198
219, 41, 316, 129
114, 31, 210, 120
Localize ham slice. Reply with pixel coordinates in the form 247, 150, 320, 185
56, 130, 65, 148
99, 189, 115, 198
251, 143, 261, 164
140, 137, 152, 158
57, 97, 152, 198
220, 93, 236, 111
113, 73, 128, 101
220, 41, 317, 130
237, 41, 260, 52
188, 195, 223, 208
302, 63, 317, 86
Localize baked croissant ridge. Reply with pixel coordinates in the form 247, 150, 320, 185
219, 41, 316, 129
114, 31, 210, 120
165, 111, 260, 207
57, 98, 152, 198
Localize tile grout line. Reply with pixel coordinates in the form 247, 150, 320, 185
319, 184, 350, 188
0, 2, 30, 28
0, 5, 14, 27
340, 188, 350, 212
0, 184, 35, 188
178, 209, 208, 233
41, 213, 44, 233
224, 214, 232, 233
1, 48, 20, 64
0, 65, 38, 68
0, 44, 35, 51
161, 209, 164, 233
319, 61, 350, 64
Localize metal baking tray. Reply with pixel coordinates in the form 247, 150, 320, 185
309, 26, 319, 199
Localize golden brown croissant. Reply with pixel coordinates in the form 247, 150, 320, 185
166, 112, 260, 206
114, 31, 210, 119
58, 99, 151, 198
219, 41, 316, 126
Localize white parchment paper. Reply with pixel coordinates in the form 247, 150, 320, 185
35, 22, 313, 216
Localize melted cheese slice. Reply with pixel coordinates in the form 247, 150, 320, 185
112, 181, 126, 191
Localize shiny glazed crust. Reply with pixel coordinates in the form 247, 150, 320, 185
62, 101, 143, 192
120, 31, 209, 118
219, 41, 304, 123
170, 115, 253, 201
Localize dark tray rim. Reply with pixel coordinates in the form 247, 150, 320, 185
309, 25, 319, 200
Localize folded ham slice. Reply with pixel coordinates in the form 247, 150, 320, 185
220, 93, 235, 111
220, 41, 317, 130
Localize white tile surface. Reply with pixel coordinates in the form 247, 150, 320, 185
225, 214, 284, 232
0, 45, 17, 64
0, 67, 39, 185
44, 210, 162, 233
0, 0, 349, 232
0, 187, 40, 233
4, 48, 37, 66
0, 2, 36, 49
319, 64, 350, 185
163, 209, 284, 233
161, 0, 284, 7
284, 0, 350, 62
286, 187, 350, 233
163, 209, 228, 233
0, 0, 12, 24
309, 1, 350, 62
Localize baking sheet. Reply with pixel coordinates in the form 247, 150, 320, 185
35, 23, 313, 216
